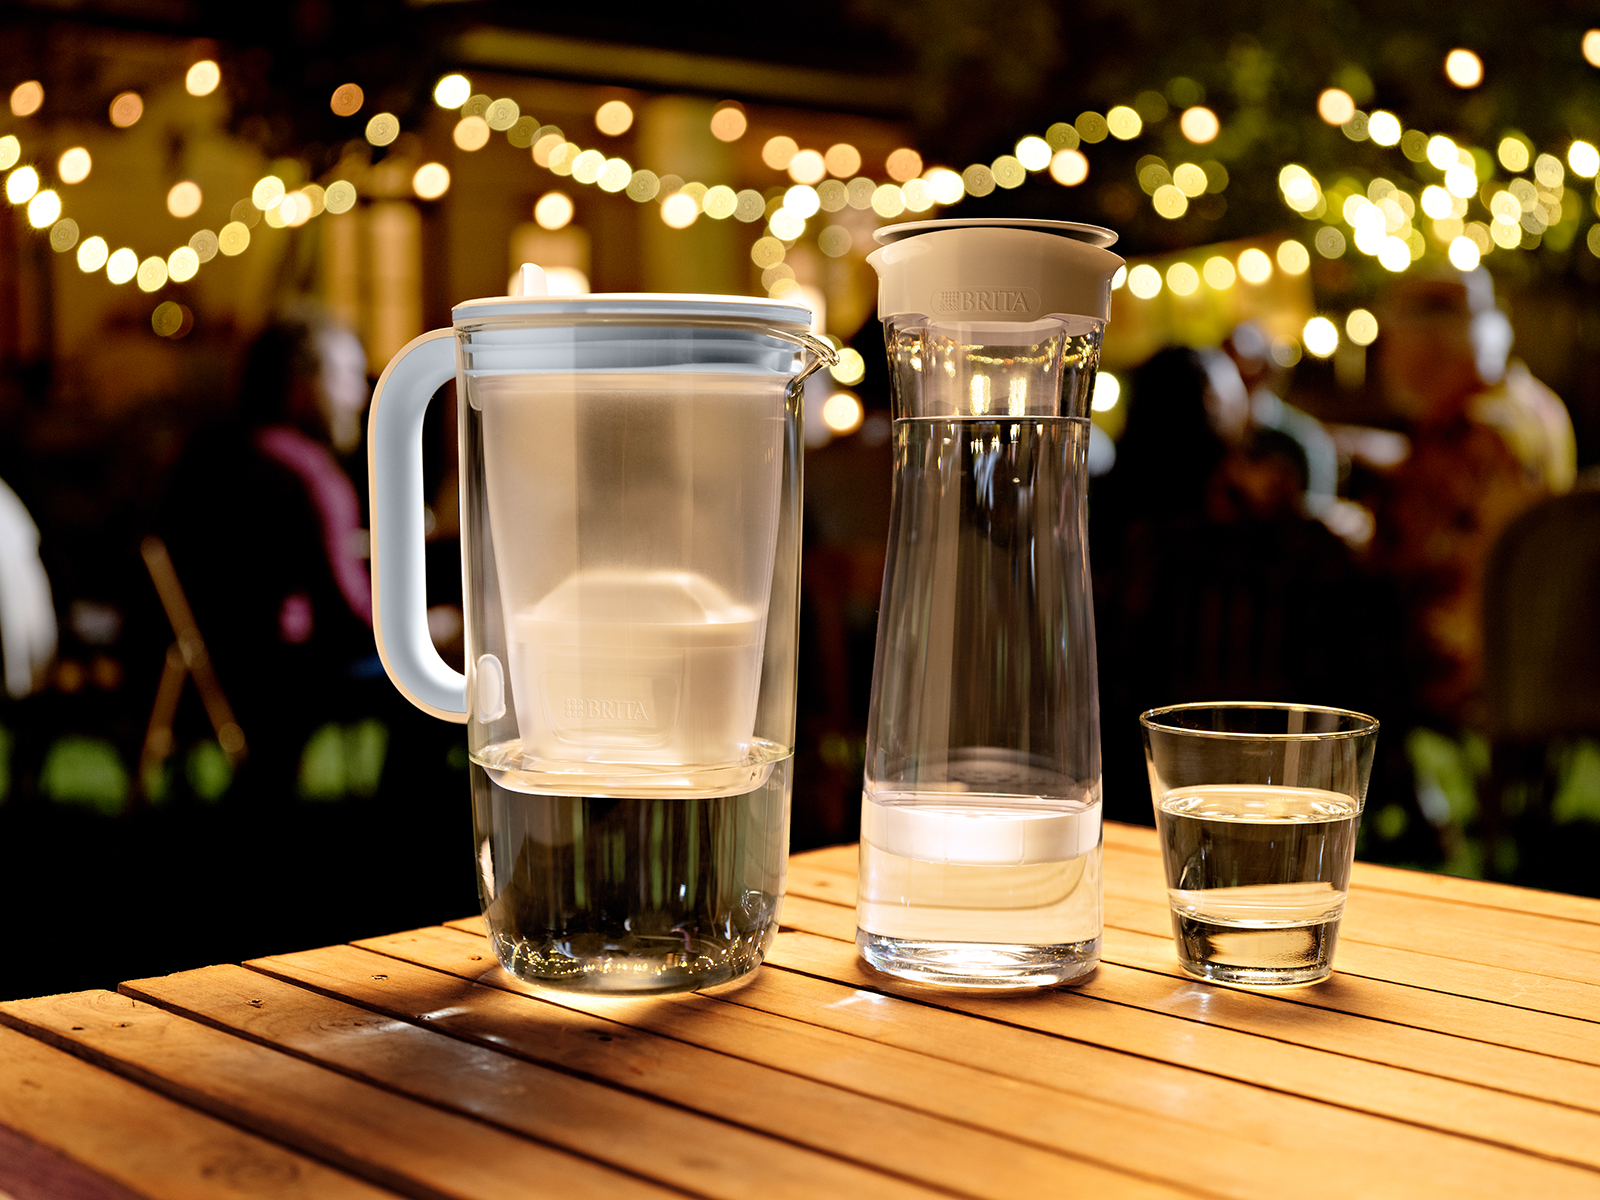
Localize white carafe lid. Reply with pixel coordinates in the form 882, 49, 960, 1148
867, 218, 1125, 324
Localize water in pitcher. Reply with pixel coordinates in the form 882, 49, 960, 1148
472, 757, 790, 993
1155, 785, 1360, 985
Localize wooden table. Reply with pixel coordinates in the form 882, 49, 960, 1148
3, 822, 1599, 1200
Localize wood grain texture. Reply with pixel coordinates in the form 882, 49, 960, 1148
785, 848, 1600, 1064
0, 1023, 399, 1200
0, 990, 686, 1200
250, 937, 1189, 1200
121, 963, 949, 1200
381, 923, 1600, 1200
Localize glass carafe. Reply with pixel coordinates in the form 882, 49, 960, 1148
368, 289, 832, 994
856, 220, 1123, 988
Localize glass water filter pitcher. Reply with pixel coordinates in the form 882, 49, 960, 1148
369, 285, 832, 994
856, 219, 1124, 988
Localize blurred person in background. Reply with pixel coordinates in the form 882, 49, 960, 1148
159, 305, 380, 792
1092, 346, 1399, 825
0, 476, 57, 700
1366, 269, 1576, 730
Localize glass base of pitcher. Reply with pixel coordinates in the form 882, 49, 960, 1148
492, 927, 777, 995
856, 931, 1099, 990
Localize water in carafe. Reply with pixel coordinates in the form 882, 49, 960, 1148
856, 221, 1123, 989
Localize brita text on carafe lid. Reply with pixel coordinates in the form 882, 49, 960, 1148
867, 218, 1125, 324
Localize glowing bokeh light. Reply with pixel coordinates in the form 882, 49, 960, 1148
6, 166, 39, 205
1367, 111, 1401, 146
768, 207, 804, 239
330, 83, 364, 117
1091, 373, 1120, 412
434, 75, 471, 108
167, 181, 202, 218
784, 185, 820, 218
1015, 136, 1051, 171
1570, 141, 1600, 179
1444, 49, 1483, 88
365, 113, 399, 146
1421, 185, 1454, 219
412, 163, 450, 200
825, 143, 862, 177
1179, 107, 1219, 143
1585, 30, 1600, 67
77, 236, 108, 272
1378, 236, 1411, 271
925, 167, 965, 204
1127, 264, 1162, 298
1345, 309, 1379, 346
186, 61, 221, 97
595, 100, 633, 136
702, 184, 736, 218
1107, 106, 1142, 140
109, 92, 143, 128
0, 136, 18, 170
1277, 240, 1310, 274
26, 189, 59, 228
49, 218, 77, 252
58, 147, 91, 184
218, 222, 250, 256
1166, 262, 1200, 296
1317, 89, 1354, 126
106, 248, 138, 284
534, 191, 574, 230
1152, 184, 1187, 218
1172, 163, 1208, 197
168, 245, 199, 282
991, 155, 1025, 189
598, 158, 632, 193
661, 192, 698, 229
1444, 163, 1478, 198
1425, 135, 1457, 170
788, 149, 825, 184
453, 116, 490, 151
761, 136, 798, 170
1049, 149, 1088, 186
1203, 256, 1236, 288
1534, 153, 1565, 189
830, 348, 866, 385
136, 255, 168, 293
10, 81, 43, 117
324, 181, 356, 215
1238, 248, 1273, 283
1448, 236, 1482, 271
1111, 265, 1127, 289
822, 392, 864, 434
1303, 317, 1339, 358
710, 106, 747, 142
886, 148, 923, 182
1497, 137, 1529, 173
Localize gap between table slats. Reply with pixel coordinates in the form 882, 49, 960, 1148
355, 923, 1599, 1200
0, 1023, 402, 1200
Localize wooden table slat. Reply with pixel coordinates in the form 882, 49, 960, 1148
0, 991, 688, 1200
120, 962, 952, 1200
0, 1024, 402, 1200
251, 938, 1191, 1200
3, 822, 1595, 1200
384, 922, 1600, 1200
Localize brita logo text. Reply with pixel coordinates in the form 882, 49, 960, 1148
563, 697, 650, 721
932, 287, 1039, 315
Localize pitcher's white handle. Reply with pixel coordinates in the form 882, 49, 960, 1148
367, 329, 468, 722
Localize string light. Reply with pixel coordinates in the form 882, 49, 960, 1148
413, 163, 451, 200
1179, 107, 1219, 144
1303, 316, 1338, 358
6, 166, 40, 205
11, 81, 44, 117
185, 61, 221, 97
26, 190, 59, 228
434, 75, 471, 108
1317, 89, 1354, 126
58, 147, 91, 184
1444, 49, 1483, 88
109, 92, 143, 128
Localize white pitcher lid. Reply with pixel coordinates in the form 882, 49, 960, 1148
452, 292, 814, 328
867, 218, 1125, 324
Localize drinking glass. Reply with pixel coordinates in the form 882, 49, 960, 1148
1141, 703, 1379, 986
